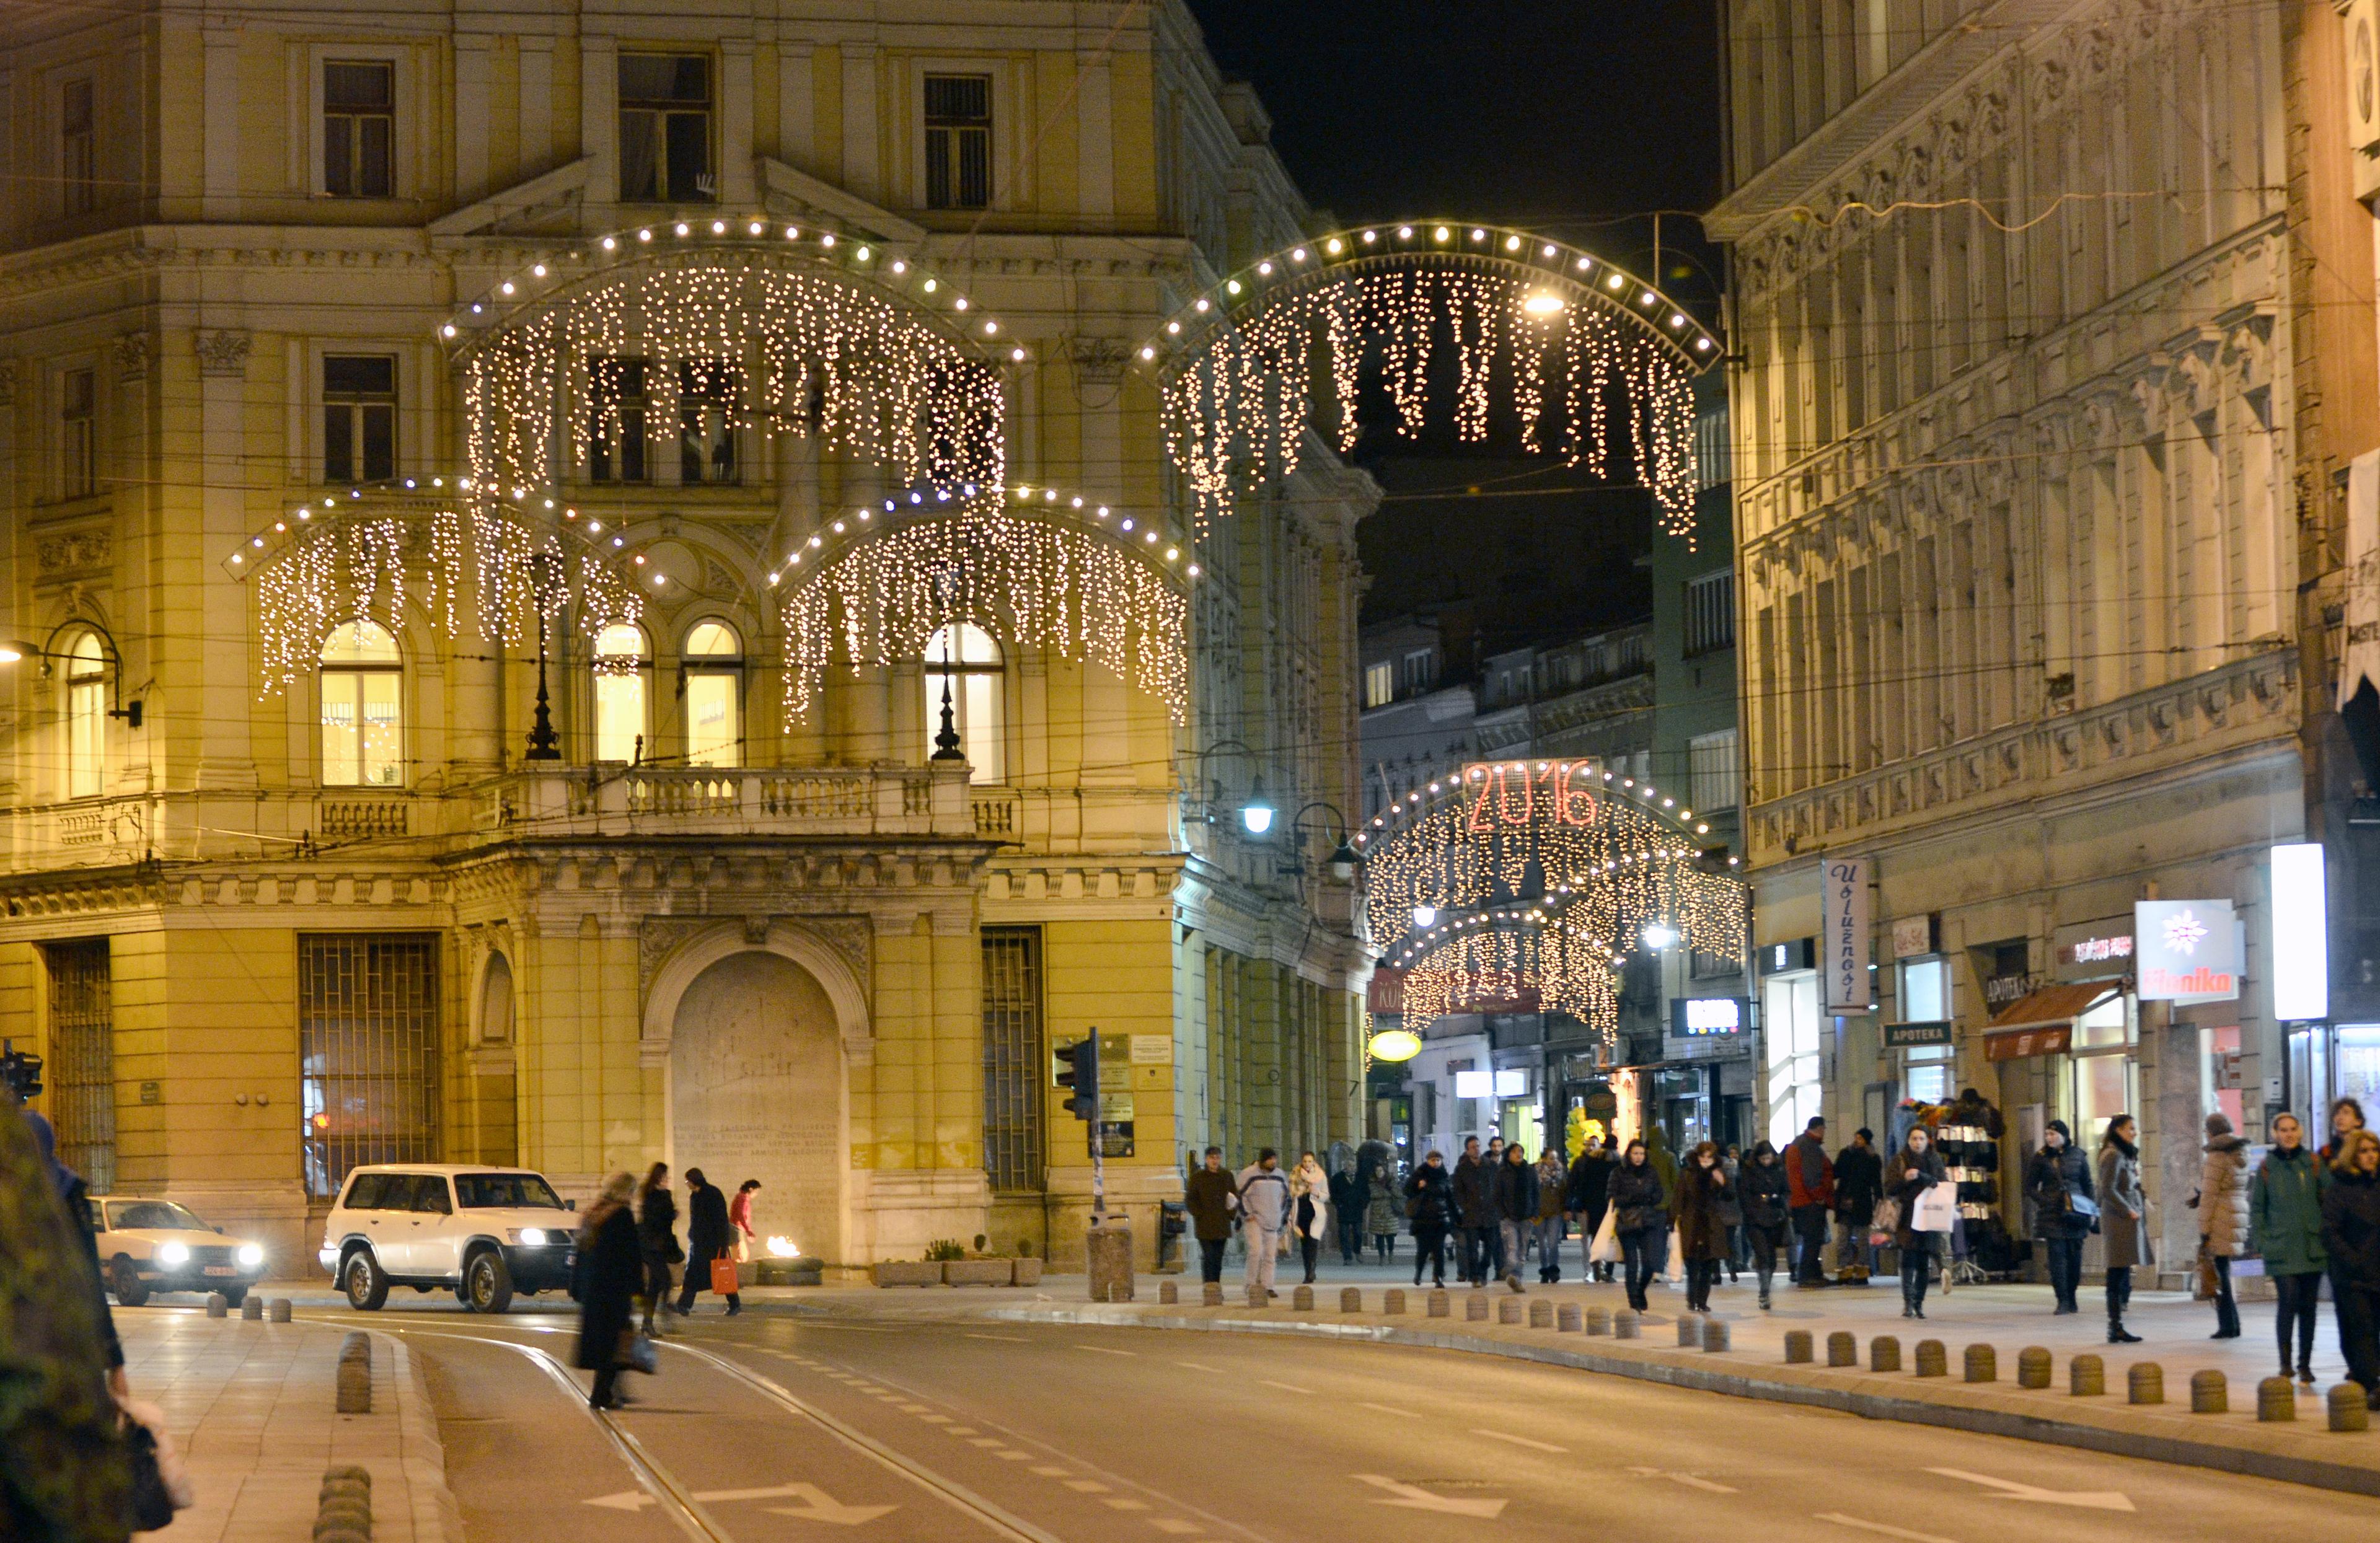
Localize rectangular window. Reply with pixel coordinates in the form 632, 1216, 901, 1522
981, 927, 1045, 1193
324, 61, 394, 198
1688, 727, 1740, 813
324, 355, 396, 483
677, 359, 738, 484
1898, 957, 1952, 1102
60, 368, 95, 498
1763, 969, 1820, 1148
61, 79, 95, 214
1401, 649, 1436, 694
589, 358, 649, 483
321, 666, 403, 786
1684, 570, 1735, 656
618, 54, 713, 203
299, 933, 440, 1199
45, 940, 113, 1195
1363, 660, 1394, 709
1695, 408, 1730, 490
924, 74, 992, 210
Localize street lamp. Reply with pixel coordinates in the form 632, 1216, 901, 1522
1241, 775, 1276, 835
0, 639, 142, 727
1412, 904, 1439, 930
1642, 922, 1680, 950
1280, 801, 1361, 880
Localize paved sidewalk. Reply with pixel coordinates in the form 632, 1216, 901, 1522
116, 1309, 461, 1542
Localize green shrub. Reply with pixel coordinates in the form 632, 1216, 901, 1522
924, 1239, 965, 1262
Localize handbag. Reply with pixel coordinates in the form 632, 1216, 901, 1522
1867, 1195, 1902, 1246
1587, 1207, 1622, 1265
710, 1255, 741, 1295
619, 1331, 660, 1376
120, 1416, 177, 1531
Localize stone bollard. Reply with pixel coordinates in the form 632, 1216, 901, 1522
1557, 1303, 1582, 1333
2190, 1369, 2228, 1414
1585, 1305, 1611, 1336
1702, 1317, 1730, 1353
1428, 1290, 1451, 1318
2258, 1376, 2298, 1422
240, 1295, 264, 1321
1913, 1340, 1947, 1378
2331, 1383, 2371, 1433
1530, 1299, 1554, 1329
1870, 1335, 1902, 1373
2070, 1353, 2105, 1397
1292, 1285, 1315, 1311
1783, 1329, 1814, 1364
2128, 1363, 2164, 1405
1614, 1309, 1641, 1339
315, 1465, 372, 1543
335, 1332, 371, 1415
1202, 1282, 1223, 1306
1677, 1312, 1704, 1347
1497, 1298, 1523, 1325
1246, 1284, 1267, 1309
1963, 1344, 1996, 1383
1827, 1330, 1858, 1368
1383, 1288, 1407, 1315
1466, 1293, 1491, 1322
205, 1293, 227, 1319
267, 1298, 293, 1324
2017, 1347, 2052, 1389
1159, 1281, 1178, 1306
1342, 1287, 1364, 1313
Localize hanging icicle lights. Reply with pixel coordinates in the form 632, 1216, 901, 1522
1140, 224, 1714, 538
777, 483, 1191, 724
233, 483, 647, 697
1360, 759, 1748, 960
1393, 905, 1628, 1042
447, 225, 1010, 503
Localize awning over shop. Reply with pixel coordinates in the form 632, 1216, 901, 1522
1981, 982, 2122, 1061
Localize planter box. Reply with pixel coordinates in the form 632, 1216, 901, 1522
872, 1260, 945, 1288
942, 1259, 1011, 1288
758, 1257, 824, 1288
1010, 1257, 1043, 1287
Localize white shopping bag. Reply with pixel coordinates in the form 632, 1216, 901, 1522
1665, 1227, 1685, 1280
1912, 1182, 1957, 1234
1588, 1207, 1622, 1265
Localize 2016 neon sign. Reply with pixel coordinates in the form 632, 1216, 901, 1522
1461, 760, 1602, 832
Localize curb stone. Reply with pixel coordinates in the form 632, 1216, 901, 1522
377, 1332, 467, 1543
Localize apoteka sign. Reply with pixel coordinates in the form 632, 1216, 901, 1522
2133, 899, 2241, 1001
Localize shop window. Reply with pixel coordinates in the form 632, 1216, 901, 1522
60, 367, 96, 498
324, 355, 396, 484
924, 74, 992, 210
592, 622, 649, 762
61, 79, 95, 214
1899, 954, 1954, 1103
63, 630, 107, 798
324, 62, 394, 198
924, 622, 1005, 783
299, 933, 439, 1198
681, 621, 741, 767
2071, 993, 2136, 1146
1763, 969, 1820, 1146
676, 359, 738, 484
589, 358, 649, 483
320, 620, 403, 786
618, 54, 712, 203
981, 927, 1044, 1193
2337, 1026, 2380, 1129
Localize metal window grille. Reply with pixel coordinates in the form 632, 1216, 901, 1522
925, 75, 992, 210
1684, 569, 1735, 657
45, 939, 113, 1194
299, 934, 439, 1199
981, 927, 1044, 1193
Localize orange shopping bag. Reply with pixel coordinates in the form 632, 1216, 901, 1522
710, 1256, 741, 1295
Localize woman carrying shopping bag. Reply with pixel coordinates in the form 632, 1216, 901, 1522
1884, 1126, 1947, 1320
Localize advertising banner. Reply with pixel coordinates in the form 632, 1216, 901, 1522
1824, 857, 1872, 1013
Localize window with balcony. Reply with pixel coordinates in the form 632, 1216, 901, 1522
1363, 660, 1394, 709
619, 54, 713, 203
925, 74, 992, 210
320, 620, 404, 786
324, 355, 396, 484
63, 630, 107, 799
324, 62, 393, 198
59, 368, 95, 499
61, 79, 95, 214
925, 622, 1005, 783
681, 622, 741, 767
589, 358, 649, 483
593, 622, 649, 763
677, 360, 738, 485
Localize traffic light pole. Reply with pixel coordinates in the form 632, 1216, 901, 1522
1090, 1120, 1106, 1219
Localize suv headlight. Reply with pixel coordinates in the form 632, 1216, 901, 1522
506, 1228, 548, 1246
157, 1242, 190, 1265
237, 1244, 265, 1268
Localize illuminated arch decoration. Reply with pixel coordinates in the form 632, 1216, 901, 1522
229, 485, 647, 698
445, 223, 1013, 505
777, 485, 1191, 724
1138, 222, 1719, 538
1394, 904, 1628, 1040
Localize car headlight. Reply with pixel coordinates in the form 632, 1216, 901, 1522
507, 1228, 547, 1246
237, 1244, 265, 1268
157, 1242, 190, 1265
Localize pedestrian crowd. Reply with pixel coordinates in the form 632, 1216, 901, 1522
573, 1163, 762, 1409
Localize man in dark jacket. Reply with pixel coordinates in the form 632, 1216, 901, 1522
1490, 1142, 1540, 1293
675, 1169, 735, 1316
1833, 1127, 1884, 1283
1566, 1138, 1616, 1281
1328, 1159, 1364, 1266
1452, 1137, 1497, 1287
1787, 1117, 1835, 1286
1184, 1147, 1240, 1283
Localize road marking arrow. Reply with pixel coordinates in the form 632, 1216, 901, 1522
1815, 1513, 1962, 1543
1925, 1469, 2135, 1512
1626, 1466, 1737, 1494
583, 1490, 656, 1511
1353, 1474, 1509, 1518
760, 1484, 899, 1526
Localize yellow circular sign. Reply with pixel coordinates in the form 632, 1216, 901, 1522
1367, 1028, 1423, 1063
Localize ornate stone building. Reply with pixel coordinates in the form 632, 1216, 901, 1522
1712, 0, 2373, 1271
0, 0, 1372, 1270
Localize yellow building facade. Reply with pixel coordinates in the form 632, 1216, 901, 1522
0, 0, 1371, 1270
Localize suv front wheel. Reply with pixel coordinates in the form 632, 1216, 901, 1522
463, 1249, 514, 1314
343, 1249, 390, 1311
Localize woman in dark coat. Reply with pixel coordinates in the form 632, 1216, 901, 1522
674, 1168, 734, 1316
2253, 1112, 2325, 1383
2024, 1119, 2094, 1314
1402, 1151, 1459, 1288
2322, 1129, 2380, 1407
1364, 1166, 1403, 1263
636, 1163, 682, 1334
1740, 1141, 1791, 1309
1884, 1126, 1946, 1319
1608, 1139, 1667, 1312
1566, 1138, 1615, 1282
1675, 1141, 1730, 1313
2095, 1114, 2147, 1344
575, 1172, 644, 1411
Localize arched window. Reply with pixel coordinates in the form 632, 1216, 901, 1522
681, 621, 741, 767
319, 620, 403, 786
924, 622, 1005, 784
593, 622, 650, 763
63, 630, 107, 799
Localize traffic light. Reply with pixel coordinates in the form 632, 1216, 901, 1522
1054, 1033, 1100, 1123
0, 1040, 43, 1101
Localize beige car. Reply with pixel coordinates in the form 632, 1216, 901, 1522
92, 1196, 268, 1308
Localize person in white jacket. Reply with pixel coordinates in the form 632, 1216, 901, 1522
1236, 1148, 1292, 1298
1289, 1151, 1332, 1285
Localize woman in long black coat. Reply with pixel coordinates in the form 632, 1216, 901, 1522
674, 1168, 736, 1316
575, 1172, 643, 1410
637, 1163, 682, 1334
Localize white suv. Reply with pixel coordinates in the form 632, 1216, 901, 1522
318, 1164, 578, 1313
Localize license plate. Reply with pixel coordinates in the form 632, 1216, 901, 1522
203, 1266, 236, 1277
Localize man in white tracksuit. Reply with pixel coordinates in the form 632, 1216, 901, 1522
1236, 1148, 1292, 1298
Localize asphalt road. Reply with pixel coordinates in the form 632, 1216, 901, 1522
303, 1295, 2380, 1543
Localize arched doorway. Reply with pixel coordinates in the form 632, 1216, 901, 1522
668, 951, 847, 1264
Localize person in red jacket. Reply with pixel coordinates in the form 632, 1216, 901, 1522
1786, 1116, 1836, 1287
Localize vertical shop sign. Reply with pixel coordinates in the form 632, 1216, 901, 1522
1825, 856, 1871, 1012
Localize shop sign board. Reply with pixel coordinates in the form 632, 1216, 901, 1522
1672, 996, 1747, 1037
2053, 917, 2135, 981
1884, 1019, 1954, 1048
1983, 972, 2034, 1009
1891, 915, 1937, 959
1824, 858, 1872, 1012
2135, 900, 2241, 1001
1760, 938, 1815, 976
1985, 1024, 2073, 1061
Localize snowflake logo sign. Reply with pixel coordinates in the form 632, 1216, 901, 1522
2161, 908, 2211, 956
